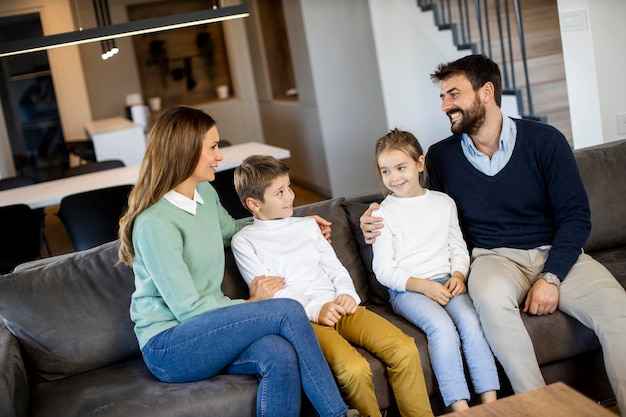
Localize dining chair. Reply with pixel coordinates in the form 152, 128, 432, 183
0, 175, 51, 256
56, 184, 133, 251
63, 160, 125, 178
0, 204, 45, 274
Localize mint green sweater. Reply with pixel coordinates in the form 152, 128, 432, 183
130, 182, 247, 348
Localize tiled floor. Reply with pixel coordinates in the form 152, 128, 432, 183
43, 183, 328, 257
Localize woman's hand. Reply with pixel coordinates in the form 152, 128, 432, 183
307, 215, 332, 242
359, 202, 383, 244
246, 275, 285, 302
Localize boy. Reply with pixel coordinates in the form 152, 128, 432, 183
232, 155, 433, 417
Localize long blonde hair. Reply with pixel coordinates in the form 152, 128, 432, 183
118, 106, 216, 265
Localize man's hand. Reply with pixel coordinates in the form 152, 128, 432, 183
445, 272, 467, 297
308, 215, 332, 243
335, 294, 358, 315
359, 202, 383, 244
246, 275, 285, 302
523, 278, 559, 315
318, 302, 346, 326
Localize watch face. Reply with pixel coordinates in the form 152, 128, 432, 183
542, 273, 560, 287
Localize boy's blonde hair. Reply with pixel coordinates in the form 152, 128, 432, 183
375, 128, 428, 188
234, 155, 291, 212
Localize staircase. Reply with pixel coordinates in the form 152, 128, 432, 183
417, 0, 572, 142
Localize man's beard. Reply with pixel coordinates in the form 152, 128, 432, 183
448, 95, 486, 136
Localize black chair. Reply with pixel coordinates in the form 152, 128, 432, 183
56, 184, 133, 251
63, 160, 125, 178
64, 139, 96, 164
0, 175, 51, 256
0, 204, 44, 274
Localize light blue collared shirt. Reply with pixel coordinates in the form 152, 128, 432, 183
461, 113, 517, 176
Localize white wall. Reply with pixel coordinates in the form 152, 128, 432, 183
249, 0, 390, 197
246, 0, 331, 196
368, 0, 466, 155
299, 0, 388, 197
557, 0, 626, 148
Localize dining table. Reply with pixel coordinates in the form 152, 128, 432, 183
0, 142, 290, 210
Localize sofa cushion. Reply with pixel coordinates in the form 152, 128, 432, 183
575, 139, 626, 252
292, 197, 371, 303
0, 320, 28, 417
590, 247, 626, 289
0, 241, 139, 383
341, 196, 390, 305
29, 358, 259, 417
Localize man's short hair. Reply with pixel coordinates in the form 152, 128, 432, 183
234, 155, 290, 209
430, 54, 503, 107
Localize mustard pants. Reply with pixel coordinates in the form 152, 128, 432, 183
312, 306, 433, 417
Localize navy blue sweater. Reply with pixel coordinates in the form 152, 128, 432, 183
426, 118, 590, 280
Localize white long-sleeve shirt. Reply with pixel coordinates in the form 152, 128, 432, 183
372, 189, 469, 292
232, 216, 361, 322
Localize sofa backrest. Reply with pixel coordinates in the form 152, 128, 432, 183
574, 139, 626, 253
0, 241, 139, 383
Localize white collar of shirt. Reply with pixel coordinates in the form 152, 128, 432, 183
164, 188, 204, 215
251, 217, 292, 228
461, 113, 517, 176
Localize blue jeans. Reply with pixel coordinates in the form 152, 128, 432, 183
389, 276, 499, 407
141, 298, 348, 417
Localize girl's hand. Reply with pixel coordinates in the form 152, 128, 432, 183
335, 294, 358, 315
246, 275, 285, 302
445, 272, 467, 296
421, 280, 453, 306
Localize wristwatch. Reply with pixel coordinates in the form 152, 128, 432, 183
540, 272, 561, 288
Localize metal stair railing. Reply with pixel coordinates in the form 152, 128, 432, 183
417, 0, 536, 119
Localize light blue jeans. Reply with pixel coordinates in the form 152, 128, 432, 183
141, 298, 348, 417
389, 276, 499, 407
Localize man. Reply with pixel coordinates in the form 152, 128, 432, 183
360, 54, 626, 415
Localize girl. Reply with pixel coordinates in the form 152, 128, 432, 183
371, 128, 499, 412
118, 105, 348, 417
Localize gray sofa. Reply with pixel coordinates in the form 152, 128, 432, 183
1, 139, 625, 417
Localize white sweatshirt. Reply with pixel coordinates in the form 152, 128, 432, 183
372, 189, 469, 292
232, 216, 361, 322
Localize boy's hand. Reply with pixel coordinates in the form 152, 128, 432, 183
246, 275, 285, 302
307, 215, 332, 243
318, 302, 346, 326
359, 202, 383, 244
335, 294, 358, 315
445, 272, 467, 296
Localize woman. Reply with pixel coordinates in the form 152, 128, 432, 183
118, 106, 348, 417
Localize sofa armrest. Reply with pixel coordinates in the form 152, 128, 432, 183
0, 319, 29, 417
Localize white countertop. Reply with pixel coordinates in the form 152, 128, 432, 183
84, 117, 138, 136
0, 142, 290, 209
